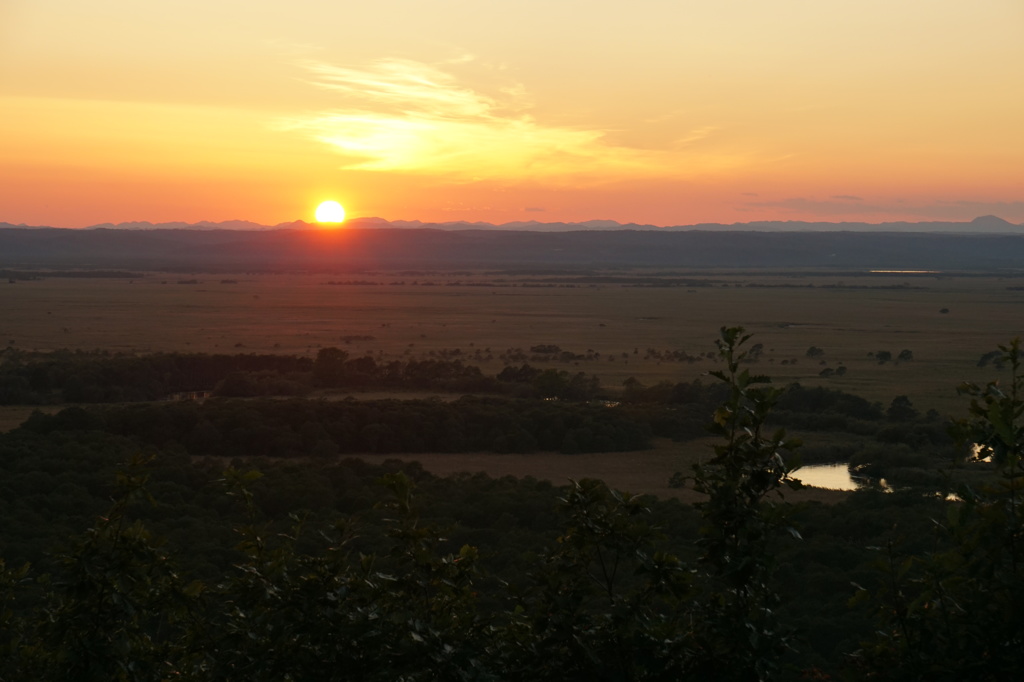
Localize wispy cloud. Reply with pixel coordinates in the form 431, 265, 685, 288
672, 126, 718, 148
278, 58, 724, 182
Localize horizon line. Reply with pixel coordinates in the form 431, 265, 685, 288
2, 214, 1021, 231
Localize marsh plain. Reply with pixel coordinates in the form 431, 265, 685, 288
3, 268, 1021, 416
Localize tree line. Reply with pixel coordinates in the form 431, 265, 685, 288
23, 395, 651, 457
0, 347, 607, 403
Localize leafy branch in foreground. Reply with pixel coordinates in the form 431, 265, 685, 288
687, 326, 803, 682
23, 455, 197, 681
502, 478, 693, 680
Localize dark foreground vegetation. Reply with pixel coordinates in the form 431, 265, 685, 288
1, 329, 1023, 680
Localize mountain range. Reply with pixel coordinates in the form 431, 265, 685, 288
1, 215, 1021, 234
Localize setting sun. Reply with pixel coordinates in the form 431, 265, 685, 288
315, 200, 346, 224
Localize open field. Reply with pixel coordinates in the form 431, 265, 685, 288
374, 437, 851, 505
0, 405, 57, 432
3, 269, 1023, 415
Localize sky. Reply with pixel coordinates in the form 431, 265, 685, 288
2, 0, 1023, 227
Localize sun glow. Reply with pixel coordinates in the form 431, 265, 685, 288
315, 200, 346, 224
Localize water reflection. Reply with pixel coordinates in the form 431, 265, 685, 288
798, 463, 870, 491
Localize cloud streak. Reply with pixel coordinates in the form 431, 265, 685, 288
279, 58, 724, 182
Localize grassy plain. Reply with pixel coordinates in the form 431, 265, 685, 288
377, 436, 851, 505
4, 268, 1022, 495
3, 269, 1022, 415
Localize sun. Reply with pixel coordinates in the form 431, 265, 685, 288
315, 200, 346, 224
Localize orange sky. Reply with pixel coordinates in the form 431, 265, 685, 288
2, 0, 1023, 227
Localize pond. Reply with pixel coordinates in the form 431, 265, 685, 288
797, 463, 867, 491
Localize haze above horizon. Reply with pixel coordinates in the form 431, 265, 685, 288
2, 1, 1022, 228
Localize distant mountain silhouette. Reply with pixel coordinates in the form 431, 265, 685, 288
970, 215, 1016, 230
337, 216, 1023, 233
1, 216, 1021, 234
82, 219, 276, 231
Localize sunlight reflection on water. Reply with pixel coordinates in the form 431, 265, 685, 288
798, 463, 863, 491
